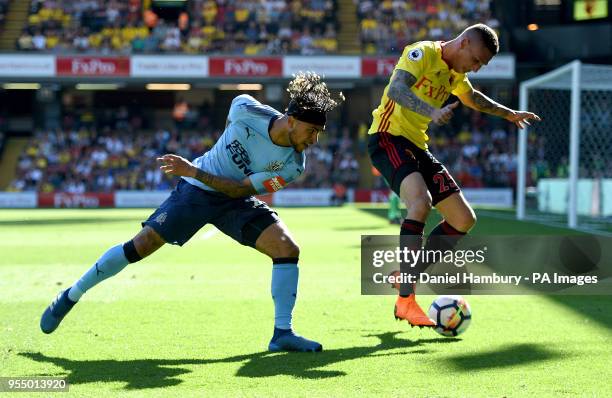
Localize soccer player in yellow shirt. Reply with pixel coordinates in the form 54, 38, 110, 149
368, 24, 541, 327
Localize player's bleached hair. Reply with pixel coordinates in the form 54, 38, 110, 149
286, 71, 345, 114
463, 23, 499, 55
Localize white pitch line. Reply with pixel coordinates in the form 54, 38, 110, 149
477, 210, 612, 237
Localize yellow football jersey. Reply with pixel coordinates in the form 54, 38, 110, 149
368, 41, 473, 149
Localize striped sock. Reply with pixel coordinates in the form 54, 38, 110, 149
399, 219, 425, 297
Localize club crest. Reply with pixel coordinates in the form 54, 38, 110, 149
154, 212, 167, 224
408, 48, 423, 61
265, 160, 284, 172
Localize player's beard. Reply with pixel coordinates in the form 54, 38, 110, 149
288, 129, 304, 152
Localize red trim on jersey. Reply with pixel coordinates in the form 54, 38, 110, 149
377, 100, 394, 132
379, 100, 395, 133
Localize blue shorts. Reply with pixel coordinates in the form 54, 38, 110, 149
142, 179, 279, 247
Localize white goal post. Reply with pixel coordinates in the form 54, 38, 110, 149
517, 60, 612, 229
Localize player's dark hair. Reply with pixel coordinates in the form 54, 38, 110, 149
285, 71, 345, 126
464, 23, 499, 55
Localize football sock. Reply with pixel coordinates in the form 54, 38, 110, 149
68, 242, 141, 302
271, 258, 299, 330
67, 284, 84, 302
399, 219, 425, 297
429, 220, 466, 237
407, 220, 468, 281
421, 220, 466, 268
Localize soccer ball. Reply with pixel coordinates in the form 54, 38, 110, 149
428, 295, 472, 337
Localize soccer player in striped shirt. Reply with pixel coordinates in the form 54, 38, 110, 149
368, 24, 540, 327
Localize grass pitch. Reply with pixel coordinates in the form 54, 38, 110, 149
0, 206, 611, 397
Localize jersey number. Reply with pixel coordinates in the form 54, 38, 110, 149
433, 171, 457, 193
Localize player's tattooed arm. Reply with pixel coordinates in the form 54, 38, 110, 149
157, 154, 256, 198
458, 89, 542, 129
387, 70, 458, 125
458, 89, 512, 118
191, 168, 256, 198
387, 69, 435, 118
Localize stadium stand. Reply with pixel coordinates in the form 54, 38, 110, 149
8, 100, 359, 193
0, 0, 8, 28
355, 0, 500, 54
16, 0, 339, 54
4, 1, 520, 194
6, 122, 361, 192
7, 105, 520, 193
428, 119, 518, 188
9, 127, 206, 192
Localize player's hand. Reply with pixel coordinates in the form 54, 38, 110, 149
506, 110, 541, 129
431, 101, 459, 125
157, 154, 197, 178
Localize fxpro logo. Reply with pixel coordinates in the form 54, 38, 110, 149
226, 140, 253, 176
375, 59, 395, 76
54, 194, 99, 208
414, 76, 451, 103
224, 59, 268, 75
71, 59, 116, 75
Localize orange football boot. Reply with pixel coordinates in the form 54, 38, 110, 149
394, 295, 436, 328
388, 270, 435, 327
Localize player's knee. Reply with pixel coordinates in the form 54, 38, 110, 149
282, 240, 301, 258
407, 196, 432, 219
133, 227, 165, 258
276, 237, 300, 258
417, 196, 433, 212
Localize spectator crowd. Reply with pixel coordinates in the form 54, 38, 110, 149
7, 124, 360, 193
8, 115, 525, 194
0, 0, 8, 28
5, 1, 532, 192
356, 0, 500, 54
13, 0, 504, 56
16, 0, 339, 55
428, 120, 519, 188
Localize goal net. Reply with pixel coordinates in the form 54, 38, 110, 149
517, 61, 612, 232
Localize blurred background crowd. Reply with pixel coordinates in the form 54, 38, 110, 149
7, 103, 528, 193
3, 0, 540, 194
